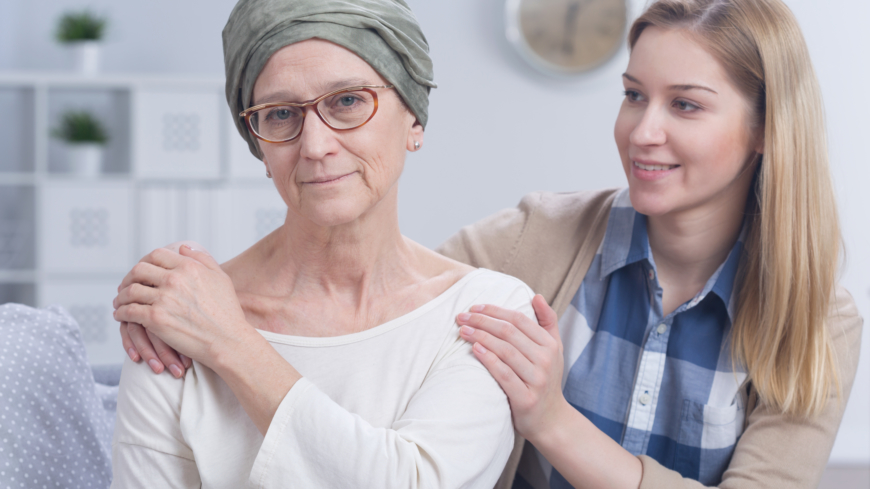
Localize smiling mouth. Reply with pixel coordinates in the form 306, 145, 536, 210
303, 172, 355, 185
633, 161, 680, 171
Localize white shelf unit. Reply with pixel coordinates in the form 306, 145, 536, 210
0, 72, 287, 364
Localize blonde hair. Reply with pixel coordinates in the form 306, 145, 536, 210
629, 0, 840, 417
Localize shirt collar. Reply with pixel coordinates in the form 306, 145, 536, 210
598, 188, 744, 320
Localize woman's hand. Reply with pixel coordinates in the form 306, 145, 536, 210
120, 320, 191, 377
457, 295, 572, 443
113, 244, 253, 376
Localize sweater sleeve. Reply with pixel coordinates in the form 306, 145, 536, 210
435, 196, 533, 270
637, 285, 864, 489
111, 358, 201, 489
246, 283, 535, 489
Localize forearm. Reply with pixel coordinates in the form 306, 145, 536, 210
531, 401, 642, 489
210, 329, 302, 435
249, 366, 514, 488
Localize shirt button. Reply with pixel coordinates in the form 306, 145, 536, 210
648, 269, 655, 280
639, 393, 652, 406
656, 324, 667, 335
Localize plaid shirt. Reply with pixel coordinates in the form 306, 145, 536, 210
520, 189, 748, 488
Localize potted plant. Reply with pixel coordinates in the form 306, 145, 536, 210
56, 10, 107, 75
52, 111, 109, 177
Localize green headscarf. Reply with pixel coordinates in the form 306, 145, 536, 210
223, 0, 436, 159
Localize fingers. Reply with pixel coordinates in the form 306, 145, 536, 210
162, 240, 207, 254
179, 244, 222, 272
125, 322, 164, 374
113, 302, 153, 327
458, 318, 539, 385
114, 282, 158, 309
179, 354, 192, 369
470, 342, 529, 402
118, 262, 167, 293
142, 247, 187, 270
147, 330, 187, 379
120, 321, 140, 362
457, 311, 540, 362
118, 312, 187, 377
467, 303, 553, 346
531, 294, 561, 343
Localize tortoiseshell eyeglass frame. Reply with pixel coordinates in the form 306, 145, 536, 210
239, 85, 394, 143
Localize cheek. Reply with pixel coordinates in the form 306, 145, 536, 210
613, 105, 634, 164
680, 123, 747, 178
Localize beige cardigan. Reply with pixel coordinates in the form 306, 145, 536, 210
437, 188, 864, 489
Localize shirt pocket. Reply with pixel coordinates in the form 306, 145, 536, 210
674, 399, 744, 484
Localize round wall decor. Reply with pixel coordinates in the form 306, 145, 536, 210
506, 0, 628, 76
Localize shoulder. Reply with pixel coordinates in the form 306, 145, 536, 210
114, 357, 194, 458
438, 188, 620, 276
117, 357, 186, 419
516, 188, 622, 224
827, 285, 864, 373
455, 269, 536, 317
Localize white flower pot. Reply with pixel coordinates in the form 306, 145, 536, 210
71, 41, 101, 75
65, 143, 104, 177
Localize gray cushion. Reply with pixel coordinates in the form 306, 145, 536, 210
0, 303, 114, 488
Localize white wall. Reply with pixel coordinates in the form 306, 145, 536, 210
3, 0, 867, 465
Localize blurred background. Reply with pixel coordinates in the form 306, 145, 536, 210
0, 0, 867, 483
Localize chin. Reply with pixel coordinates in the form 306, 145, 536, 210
300, 199, 368, 228
627, 185, 679, 217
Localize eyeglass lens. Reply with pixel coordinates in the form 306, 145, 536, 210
249, 89, 376, 141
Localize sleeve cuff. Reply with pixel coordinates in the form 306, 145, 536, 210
247, 377, 316, 489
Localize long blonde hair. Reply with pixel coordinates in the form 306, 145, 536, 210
629, 0, 840, 417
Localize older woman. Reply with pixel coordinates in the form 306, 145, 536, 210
109, 0, 531, 487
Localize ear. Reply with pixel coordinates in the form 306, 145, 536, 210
406, 120, 424, 152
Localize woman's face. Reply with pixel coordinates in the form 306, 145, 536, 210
614, 27, 763, 218
252, 39, 422, 228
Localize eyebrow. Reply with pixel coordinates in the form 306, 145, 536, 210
254, 77, 374, 105
622, 73, 718, 95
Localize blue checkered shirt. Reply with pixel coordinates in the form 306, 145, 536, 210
520, 189, 748, 488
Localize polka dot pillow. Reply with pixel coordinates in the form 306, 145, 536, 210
0, 303, 113, 488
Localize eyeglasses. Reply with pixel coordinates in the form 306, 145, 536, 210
239, 85, 394, 144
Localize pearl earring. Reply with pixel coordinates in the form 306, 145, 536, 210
266, 170, 272, 178
414, 141, 420, 150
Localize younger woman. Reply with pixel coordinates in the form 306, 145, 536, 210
450, 0, 862, 487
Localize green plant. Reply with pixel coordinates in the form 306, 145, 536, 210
52, 111, 108, 144
55, 11, 106, 43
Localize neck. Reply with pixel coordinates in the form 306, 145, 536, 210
647, 188, 748, 288
259, 186, 417, 301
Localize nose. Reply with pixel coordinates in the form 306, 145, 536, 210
629, 104, 667, 147
298, 107, 339, 161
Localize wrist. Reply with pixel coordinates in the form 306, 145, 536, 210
208, 322, 265, 374
526, 398, 576, 450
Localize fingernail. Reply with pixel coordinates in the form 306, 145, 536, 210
470, 305, 485, 312
460, 325, 475, 336
169, 364, 183, 378
127, 348, 139, 362
148, 359, 162, 373
457, 313, 471, 322
473, 342, 487, 354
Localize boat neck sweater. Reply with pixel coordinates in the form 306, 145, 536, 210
111, 268, 534, 489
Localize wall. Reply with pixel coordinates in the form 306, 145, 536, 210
2, 0, 867, 465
